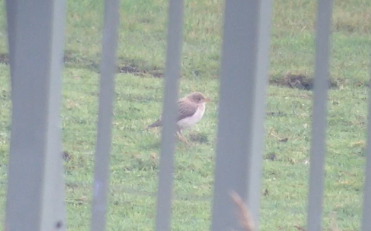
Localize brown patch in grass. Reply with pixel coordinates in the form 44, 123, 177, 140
266, 111, 287, 117
265, 153, 277, 161
0, 53, 9, 65
63, 50, 164, 78
189, 133, 209, 143
150, 152, 158, 165
294, 226, 306, 231
118, 64, 163, 78
330, 212, 341, 231
270, 73, 338, 90
63, 51, 100, 72
62, 151, 72, 162
268, 128, 289, 143
333, 9, 371, 34
293, 212, 341, 231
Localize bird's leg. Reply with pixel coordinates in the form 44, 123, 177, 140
176, 129, 190, 145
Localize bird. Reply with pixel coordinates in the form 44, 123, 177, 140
146, 92, 210, 143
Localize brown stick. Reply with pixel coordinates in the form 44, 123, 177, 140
230, 191, 255, 231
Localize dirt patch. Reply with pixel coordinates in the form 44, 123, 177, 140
0, 51, 350, 89
62, 151, 72, 162
63, 50, 164, 78
119, 64, 163, 78
265, 153, 277, 161
270, 73, 338, 90
189, 133, 209, 144
1, 90, 10, 100
266, 111, 287, 117
0, 53, 9, 65
333, 10, 371, 34
63, 51, 101, 72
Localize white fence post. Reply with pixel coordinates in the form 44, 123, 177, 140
5, 0, 15, 92
5, 0, 67, 230
211, 0, 273, 230
90, 0, 120, 230
155, 0, 184, 231
361, 56, 371, 231
306, 0, 333, 230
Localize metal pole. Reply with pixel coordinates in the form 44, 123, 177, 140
211, 0, 273, 230
5, 0, 67, 230
155, 0, 184, 230
306, 0, 334, 230
90, 0, 120, 230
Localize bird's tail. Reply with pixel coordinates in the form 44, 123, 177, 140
145, 119, 162, 130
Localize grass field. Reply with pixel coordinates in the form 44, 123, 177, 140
0, 0, 371, 230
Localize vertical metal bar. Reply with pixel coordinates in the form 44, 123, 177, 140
46, 1, 68, 229
211, 1, 273, 231
5, 0, 67, 230
361, 56, 371, 231
155, 0, 184, 230
306, 1, 333, 231
90, 0, 120, 230
5, 0, 15, 92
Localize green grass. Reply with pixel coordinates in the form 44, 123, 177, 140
0, 0, 371, 230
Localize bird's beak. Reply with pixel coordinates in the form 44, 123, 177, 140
204, 98, 211, 103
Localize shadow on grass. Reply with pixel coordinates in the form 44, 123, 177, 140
0, 51, 361, 90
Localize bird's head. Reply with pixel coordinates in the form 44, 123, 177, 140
186, 92, 210, 104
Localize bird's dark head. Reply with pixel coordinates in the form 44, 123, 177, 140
187, 92, 210, 104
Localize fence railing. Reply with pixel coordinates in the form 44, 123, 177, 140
3, 0, 371, 231
5, 0, 67, 230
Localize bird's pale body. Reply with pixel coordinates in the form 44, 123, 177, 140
177, 102, 206, 129
146, 92, 210, 144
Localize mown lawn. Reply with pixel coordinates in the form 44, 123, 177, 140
0, 0, 370, 230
